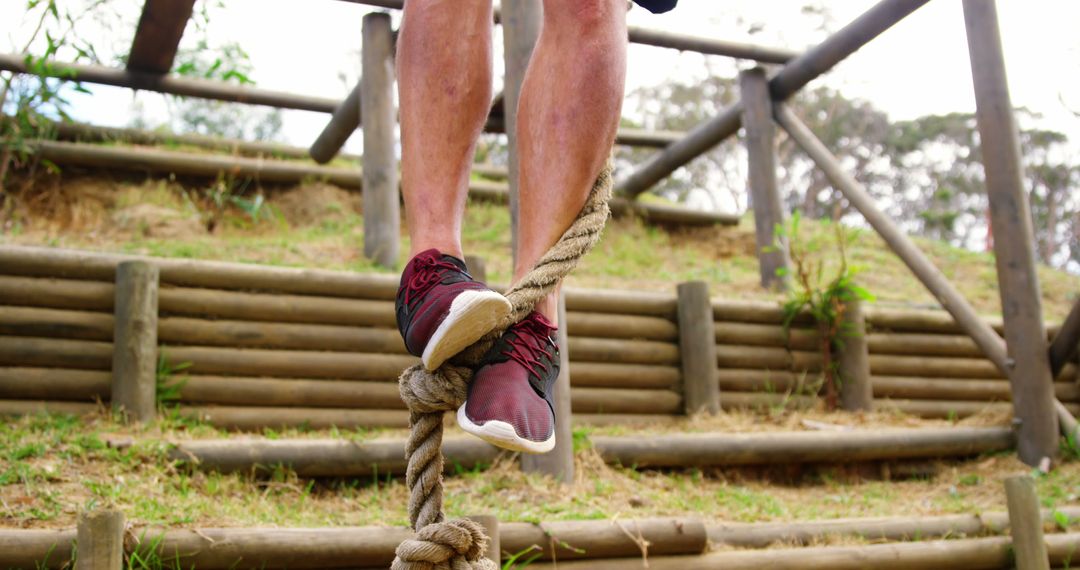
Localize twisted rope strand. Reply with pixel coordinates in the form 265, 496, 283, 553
391, 162, 613, 570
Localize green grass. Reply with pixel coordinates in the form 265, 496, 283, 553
3, 411, 1079, 531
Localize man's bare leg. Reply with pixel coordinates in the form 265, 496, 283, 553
398, 0, 494, 260
514, 0, 628, 324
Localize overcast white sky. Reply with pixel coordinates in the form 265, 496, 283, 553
2, 0, 1078, 180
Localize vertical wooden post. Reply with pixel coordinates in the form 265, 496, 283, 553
837, 296, 872, 411
739, 67, 789, 291
76, 509, 124, 570
500, 0, 542, 266
963, 0, 1058, 465
361, 12, 399, 269
464, 254, 488, 284
521, 291, 574, 483
677, 281, 719, 415
112, 261, 158, 423
467, 514, 500, 565
1004, 476, 1050, 570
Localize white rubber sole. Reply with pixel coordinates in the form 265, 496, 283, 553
457, 405, 556, 454
421, 289, 512, 371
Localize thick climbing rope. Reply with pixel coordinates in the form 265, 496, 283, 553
391, 162, 614, 569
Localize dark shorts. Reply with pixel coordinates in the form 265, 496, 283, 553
631, 0, 677, 14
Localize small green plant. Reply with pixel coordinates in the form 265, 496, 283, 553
155, 352, 191, 409
777, 212, 874, 410
502, 545, 543, 569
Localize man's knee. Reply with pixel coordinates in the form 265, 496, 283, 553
542, 0, 624, 32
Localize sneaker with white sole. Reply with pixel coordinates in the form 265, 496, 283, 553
395, 249, 512, 371
457, 311, 559, 454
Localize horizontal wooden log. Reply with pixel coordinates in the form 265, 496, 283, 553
0, 275, 113, 311
179, 405, 411, 430
0, 367, 110, 401
716, 344, 821, 371
0, 305, 113, 340
865, 306, 1003, 334
565, 312, 678, 341
159, 316, 407, 353
0, 336, 111, 370
870, 354, 1003, 379
875, 398, 1080, 419
568, 337, 680, 366
0, 529, 76, 569
142, 526, 412, 569
0, 53, 341, 113
160, 346, 415, 380
713, 299, 793, 324
564, 288, 677, 318
717, 368, 811, 393
591, 426, 1013, 468
177, 376, 406, 409
570, 362, 680, 390
715, 322, 821, 350
37, 140, 365, 187
571, 387, 682, 415
709, 507, 1080, 548
169, 437, 498, 477
0, 399, 98, 416
0, 246, 401, 298
571, 413, 679, 427
525, 533, 1080, 570
500, 517, 707, 562
56, 121, 362, 162
141, 518, 704, 567
159, 286, 396, 327
720, 391, 819, 411
868, 332, 986, 358
873, 376, 1080, 402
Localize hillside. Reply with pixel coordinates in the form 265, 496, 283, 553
2, 165, 1077, 322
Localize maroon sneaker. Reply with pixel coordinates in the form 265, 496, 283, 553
396, 249, 511, 371
457, 311, 559, 454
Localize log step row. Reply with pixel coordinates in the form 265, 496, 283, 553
716, 345, 1077, 380
718, 392, 1080, 418
0, 252, 679, 317
0, 334, 680, 379
0, 368, 682, 414
716, 369, 1080, 402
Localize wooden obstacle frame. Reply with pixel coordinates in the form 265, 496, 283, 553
0, 0, 1076, 466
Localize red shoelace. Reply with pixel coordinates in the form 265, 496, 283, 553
500, 315, 556, 384
403, 255, 465, 307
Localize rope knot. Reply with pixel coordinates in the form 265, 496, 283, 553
398, 364, 473, 414
391, 518, 499, 570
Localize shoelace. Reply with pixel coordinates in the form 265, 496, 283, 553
403, 256, 467, 307
500, 317, 557, 389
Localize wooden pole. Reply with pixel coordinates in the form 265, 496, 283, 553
126, 0, 196, 74
467, 515, 500, 565
677, 281, 720, 415
837, 296, 872, 411
76, 510, 124, 570
739, 68, 789, 290
963, 0, 1059, 465
360, 13, 399, 268
522, 292, 574, 483
500, 0, 541, 264
464, 255, 487, 283
1003, 476, 1050, 570
309, 81, 362, 164
111, 261, 158, 423
1048, 298, 1080, 378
